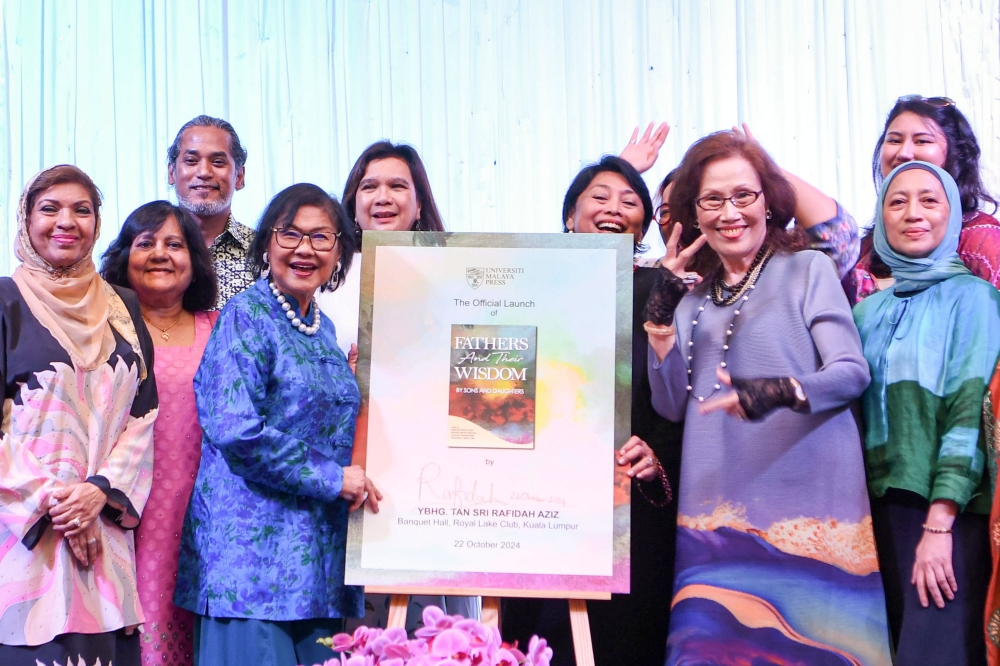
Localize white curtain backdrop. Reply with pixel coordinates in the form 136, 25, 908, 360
1, 0, 998, 274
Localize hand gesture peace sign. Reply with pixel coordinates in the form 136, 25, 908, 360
660, 220, 707, 282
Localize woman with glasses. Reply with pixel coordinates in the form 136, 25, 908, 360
630, 124, 859, 279
174, 184, 382, 666
645, 130, 892, 665
848, 95, 1000, 302
633, 169, 680, 269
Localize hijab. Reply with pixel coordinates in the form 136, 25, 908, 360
12, 167, 144, 376
873, 160, 969, 292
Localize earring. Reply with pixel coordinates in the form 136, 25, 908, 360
327, 260, 344, 290
354, 220, 362, 238
262, 251, 271, 279
766, 209, 772, 220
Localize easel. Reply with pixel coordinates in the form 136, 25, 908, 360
373, 587, 608, 666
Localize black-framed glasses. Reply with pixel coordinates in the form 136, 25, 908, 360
655, 204, 671, 226
897, 94, 955, 108
695, 190, 762, 211
272, 228, 340, 251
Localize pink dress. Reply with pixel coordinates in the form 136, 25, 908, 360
135, 311, 217, 666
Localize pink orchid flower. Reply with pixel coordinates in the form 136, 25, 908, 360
414, 605, 457, 640
306, 606, 550, 666
430, 628, 471, 658
524, 636, 552, 666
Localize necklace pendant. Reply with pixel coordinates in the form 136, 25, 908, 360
161, 332, 170, 341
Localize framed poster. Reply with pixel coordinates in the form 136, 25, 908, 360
345, 232, 632, 599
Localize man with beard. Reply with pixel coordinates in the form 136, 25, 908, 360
167, 115, 254, 308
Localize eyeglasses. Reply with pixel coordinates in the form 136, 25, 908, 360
655, 204, 671, 226
272, 228, 340, 251
695, 190, 762, 211
897, 94, 955, 108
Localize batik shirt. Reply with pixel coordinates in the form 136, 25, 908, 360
175, 279, 364, 620
209, 215, 256, 309
0, 279, 157, 646
803, 204, 860, 279
854, 274, 1000, 514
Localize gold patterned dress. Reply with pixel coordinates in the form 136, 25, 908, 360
983, 369, 1000, 664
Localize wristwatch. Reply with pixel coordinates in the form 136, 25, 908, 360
788, 377, 807, 410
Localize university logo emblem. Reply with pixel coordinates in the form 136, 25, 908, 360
466, 268, 485, 289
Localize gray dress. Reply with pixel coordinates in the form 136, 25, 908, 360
649, 250, 892, 666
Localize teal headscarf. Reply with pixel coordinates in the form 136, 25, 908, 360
873, 160, 969, 292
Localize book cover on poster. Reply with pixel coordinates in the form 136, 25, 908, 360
448, 324, 536, 449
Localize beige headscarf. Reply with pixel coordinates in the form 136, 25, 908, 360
12, 166, 145, 377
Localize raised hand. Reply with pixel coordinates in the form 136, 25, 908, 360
620, 122, 670, 174
732, 122, 758, 143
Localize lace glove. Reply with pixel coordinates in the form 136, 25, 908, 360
643, 269, 688, 326
730, 376, 809, 421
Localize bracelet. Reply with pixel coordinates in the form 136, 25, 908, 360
921, 524, 952, 534
643, 321, 676, 337
635, 459, 673, 508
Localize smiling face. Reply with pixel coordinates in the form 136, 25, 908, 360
126, 214, 193, 308
882, 168, 951, 258
695, 157, 768, 271
565, 171, 645, 243
268, 205, 341, 310
354, 157, 422, 231
27, 183, 98, 269
168, 126, 245, 219
880, 111, 948, 177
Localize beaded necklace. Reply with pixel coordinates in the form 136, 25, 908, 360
684, 246, 773, 403
269, 281, 320, 336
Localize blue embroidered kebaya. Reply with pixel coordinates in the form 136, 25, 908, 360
175, 278, 363, 620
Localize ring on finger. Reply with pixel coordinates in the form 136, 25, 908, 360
362, 491, 369, 503
72, 517, 82, 528
647, 457, 655, 467
87, 538, 97, 545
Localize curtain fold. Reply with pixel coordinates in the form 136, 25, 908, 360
1, 0, 998, 274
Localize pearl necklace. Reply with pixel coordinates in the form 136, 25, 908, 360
684, 248, 773, 403
269, 281, 320, 336
711, 244, 772, 306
